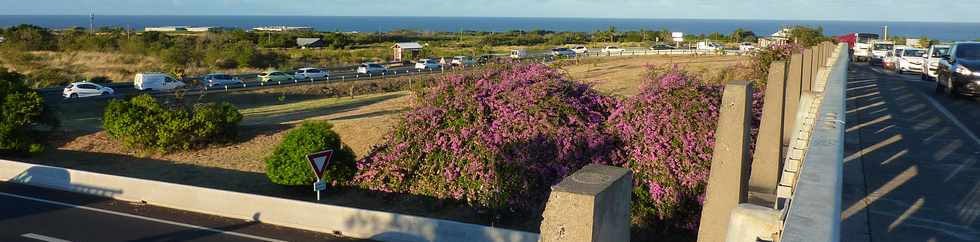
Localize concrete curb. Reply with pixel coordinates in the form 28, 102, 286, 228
0, 159, 540, 242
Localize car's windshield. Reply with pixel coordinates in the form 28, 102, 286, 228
903, 49, 925, 57
955, 44, 980, 59
874, 44, 894, 51
932, 47, 950, 57
369, 64, 382, 68
211, 74, 233, 79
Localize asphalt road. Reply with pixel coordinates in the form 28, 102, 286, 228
842, 62, 980, 241
0, 182, 372, 242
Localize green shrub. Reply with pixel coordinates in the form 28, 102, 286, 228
265, 121, 356, 186
0, 68, 55, 155
103, 94, 241, 151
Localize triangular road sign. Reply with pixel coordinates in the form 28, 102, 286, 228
307, 150, 334, 179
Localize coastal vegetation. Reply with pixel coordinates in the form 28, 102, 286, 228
0, 24, 837, 89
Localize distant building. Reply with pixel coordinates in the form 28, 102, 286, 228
187, 26, 222, 32
759, 28, 791, 48
252, 26, 313, 32
144, 26, 189, 32
906, 38, 921, 48
297, 38, 324, 49
393, 42, 424, 62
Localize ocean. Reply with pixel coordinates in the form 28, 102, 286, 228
1, 15, 978, 41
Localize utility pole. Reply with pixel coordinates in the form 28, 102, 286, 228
89, 12, 95, 33
882, 25, 889, 41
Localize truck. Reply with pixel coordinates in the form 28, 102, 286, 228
837, 33, 879, 62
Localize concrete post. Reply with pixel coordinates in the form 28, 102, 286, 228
748, 61, 788, 201
783, 53, 804, 145
540, 164, 632, 242
802, 49, 814, 92
697, 80, 753, 242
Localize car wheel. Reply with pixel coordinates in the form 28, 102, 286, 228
945, 77, 957, 97
69, 93, 78, 99
101, 92, 109, 96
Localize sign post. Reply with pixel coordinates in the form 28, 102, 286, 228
307, 150, 334, 201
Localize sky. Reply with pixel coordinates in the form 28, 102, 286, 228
0, 0, 976, 23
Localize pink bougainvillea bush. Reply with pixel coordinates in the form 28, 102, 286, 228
354, 64, 620, 212
354, 63, 763, 238
607, 67, 724, 233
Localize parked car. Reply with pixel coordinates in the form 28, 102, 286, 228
897, 48, 926, 74
294, 68, 329, 80
551, 48, 576, 57
922, 44, 951, 81
572, 46, 589, 54
203, 73, 243, 87
869, 41, 895, 66
414, 59, 442, 70
134, 72, 185, 91
357, 63, 387, 74
510, 49, 529, 59
63, 81, 113, 98
650, 44, 675, 50
258, 71, 295, 82
451, 56, 476, 67
601, 46, 625, 53
738, 42, 756, 52
936, 42, 980, 97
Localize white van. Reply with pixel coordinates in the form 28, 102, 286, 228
697, 41, 723, 51
134, 73, 185, 91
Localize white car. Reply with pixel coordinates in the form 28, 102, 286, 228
63, 81, 114, 98
134, 72, 185, 91
572, 46, 589, 54
414, 59, 442, 70
450, 56, 476, 67
601, 46, 625, 53
551, 48, 576, 57
357, 63, 387, 74
738, 42, 756, 52
294, 68, 329, 80
922, 44, 950, 81
203, 73, 243, 87
897, 48, 926, 74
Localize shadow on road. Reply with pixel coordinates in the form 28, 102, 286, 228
842, 63, 980, 242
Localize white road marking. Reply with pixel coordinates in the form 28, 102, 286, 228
921, 95, 980, 147
0, 192, 286, 242
21, 233, 72, 242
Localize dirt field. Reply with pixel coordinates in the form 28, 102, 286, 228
563, 55, 746, 96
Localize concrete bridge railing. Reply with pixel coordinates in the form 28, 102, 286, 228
696, 42, 848, 242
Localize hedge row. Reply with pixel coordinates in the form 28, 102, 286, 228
103, 94, 242, 151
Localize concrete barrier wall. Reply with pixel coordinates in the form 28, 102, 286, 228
780, 44, 848, 242
0, 159, 539, 242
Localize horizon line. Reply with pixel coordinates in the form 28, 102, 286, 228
0, 14, 977, 24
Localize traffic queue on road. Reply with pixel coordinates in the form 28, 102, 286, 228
842, 34, 980, 98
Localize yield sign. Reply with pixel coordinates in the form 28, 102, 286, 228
307, 150, 334, 179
